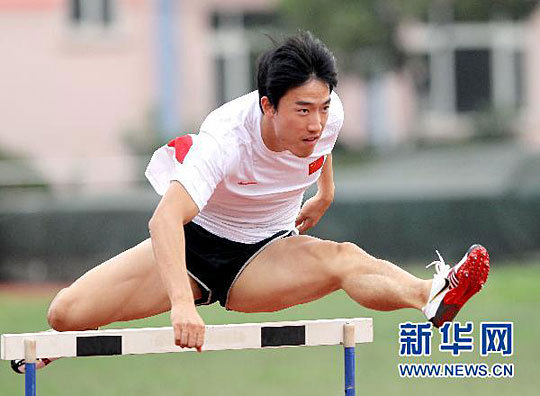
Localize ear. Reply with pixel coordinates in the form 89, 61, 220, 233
260, 96, 276, 117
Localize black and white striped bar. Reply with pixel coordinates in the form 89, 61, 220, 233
1, 318, 372, 360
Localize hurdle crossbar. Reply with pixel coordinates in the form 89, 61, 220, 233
1, 318, 372, 360
2, 318, 373, 396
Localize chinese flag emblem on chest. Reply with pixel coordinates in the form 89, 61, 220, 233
308, 155, 325, 175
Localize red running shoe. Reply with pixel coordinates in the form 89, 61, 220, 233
11, 358, 55, 374
422, 244, 490, 328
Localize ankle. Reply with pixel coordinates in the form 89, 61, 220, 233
416, 280, 432, 311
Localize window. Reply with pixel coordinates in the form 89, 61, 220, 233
407, 23, 524, 114
211, 10, 278, 106
69, 0, 116, 28
455, 49, 491, 112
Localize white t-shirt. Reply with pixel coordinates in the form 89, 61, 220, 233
145, 90, 344, 243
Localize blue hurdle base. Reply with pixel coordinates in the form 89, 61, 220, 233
344, 346, 356, 395
25, 362, 36, 396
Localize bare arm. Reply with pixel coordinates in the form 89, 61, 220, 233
148, 181, 204, 351
295, 154, 335, 233
316, 154, 335, 203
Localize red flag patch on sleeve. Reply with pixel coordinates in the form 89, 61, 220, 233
308, 155, 325, 175
167, 135, 193, 163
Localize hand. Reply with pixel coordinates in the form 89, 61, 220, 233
170, 303, 205, 352
295, 193, 333, 234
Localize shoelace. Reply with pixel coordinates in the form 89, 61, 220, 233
425, 250, 450, 275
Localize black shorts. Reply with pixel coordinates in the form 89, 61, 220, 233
184, 222, 297, 308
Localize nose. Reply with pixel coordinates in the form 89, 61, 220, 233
307, 113, 322, 133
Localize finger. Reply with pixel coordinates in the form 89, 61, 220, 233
174, 327, 182, 347
186, 327, 196, 349
195, 329, 205, 352
297, 219, 311, 234
308, 218, 319, 228
304, 220, 315, 232
295, 215, 305, 227
180, 325, 189, 348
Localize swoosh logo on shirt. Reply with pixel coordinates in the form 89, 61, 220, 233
238, 181, 258, 185
428, 278, 450, 304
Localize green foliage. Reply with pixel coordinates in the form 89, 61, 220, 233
0, 147, 49, 191
279, 0, 405, 74
451, 0, 538, 21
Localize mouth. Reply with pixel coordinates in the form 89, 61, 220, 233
302, 135, 320, 145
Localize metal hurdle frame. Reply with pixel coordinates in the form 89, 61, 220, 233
2, 318, 373, 395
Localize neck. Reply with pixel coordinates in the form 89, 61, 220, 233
260, 114, 284, 152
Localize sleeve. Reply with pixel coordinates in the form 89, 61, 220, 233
328, 91, 344, 137
319, 91, 345, 153
144, 132, 236, 211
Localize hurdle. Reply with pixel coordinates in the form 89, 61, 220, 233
2, 317, 373, 395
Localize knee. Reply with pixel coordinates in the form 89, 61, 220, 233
331, 241, 379, 280
307, 240, 371, 279
337, 241, 372, 264
47, 288, 76, 331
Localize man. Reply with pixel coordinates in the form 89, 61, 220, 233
12, 31, 489, 373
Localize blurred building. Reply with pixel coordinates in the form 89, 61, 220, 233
1, 0, 540, 191
1, 0, 280, 191
398, 6, 540, 146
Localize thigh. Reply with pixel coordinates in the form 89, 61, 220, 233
226, 235, 342, 313
52, 238, 202, 326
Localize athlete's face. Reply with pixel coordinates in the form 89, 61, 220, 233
261, 78, 331, 158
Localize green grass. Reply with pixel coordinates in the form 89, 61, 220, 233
1, 262, 539, 395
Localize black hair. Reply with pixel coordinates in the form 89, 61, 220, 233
256, 31, 338, 112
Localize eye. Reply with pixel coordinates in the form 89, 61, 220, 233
298, 108, 309, 114
322, 105, 330, 113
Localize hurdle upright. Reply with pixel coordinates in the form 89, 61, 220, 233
2, 317, 373, 395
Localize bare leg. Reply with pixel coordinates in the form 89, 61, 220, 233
340, 257, 430, 311
227, 236, 431, 313
47, 238, 201, 331
12, 238, 202, 373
